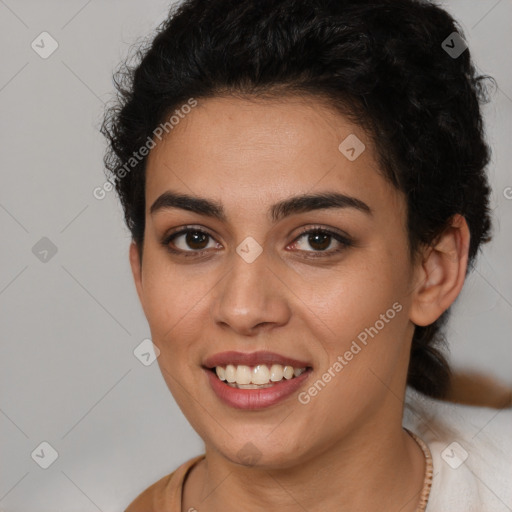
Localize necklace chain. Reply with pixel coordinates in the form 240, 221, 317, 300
404, 428, 434, 512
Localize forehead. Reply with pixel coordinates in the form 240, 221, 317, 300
144, 96, 401, 217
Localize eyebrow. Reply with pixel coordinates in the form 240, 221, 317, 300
150, 190, 372, 223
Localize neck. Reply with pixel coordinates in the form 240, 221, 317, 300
183, 398, 426, 512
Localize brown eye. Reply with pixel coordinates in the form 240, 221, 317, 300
164, 228, 218, 254
290, 228, 353, 256
184, 231, 209, 250
306, 232, 332, 251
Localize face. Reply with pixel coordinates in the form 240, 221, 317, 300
131, 95, 421, 468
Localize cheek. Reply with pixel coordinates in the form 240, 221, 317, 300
301, 251, 413, 383
139, 251, 210, 344
302, 252, 408, 332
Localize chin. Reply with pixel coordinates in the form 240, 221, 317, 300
208, 429, 312, 470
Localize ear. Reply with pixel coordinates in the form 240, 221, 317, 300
410, 214, 470, 327
129, 241, 144, 305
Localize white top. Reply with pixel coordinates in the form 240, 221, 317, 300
403, 387, 512, 511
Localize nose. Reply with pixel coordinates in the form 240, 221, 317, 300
210, 245, 291, 336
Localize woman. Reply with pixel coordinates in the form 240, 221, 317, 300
101, 0, 511, 510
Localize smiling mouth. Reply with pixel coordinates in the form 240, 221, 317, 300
210, 364, 310, 389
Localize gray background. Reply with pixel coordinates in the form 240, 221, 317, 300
0, 1, 510, 510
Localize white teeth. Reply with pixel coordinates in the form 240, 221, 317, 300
213, 363, 307, 387
216, 366, 226, 381
283, 366, 294, 380
252, 364, 270, 385
225, 364, 236, 383
294, 367, 305, 377
235, 365, 252, 385
236, 383, 275, 389
270, 364, 284, 382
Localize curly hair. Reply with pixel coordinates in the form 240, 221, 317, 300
101, 0, 493, 399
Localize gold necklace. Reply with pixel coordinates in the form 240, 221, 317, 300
404, 428, 434, 512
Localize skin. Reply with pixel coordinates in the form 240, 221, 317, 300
129, 95, 470, 512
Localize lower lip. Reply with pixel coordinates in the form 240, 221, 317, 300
205, 369, 311, 410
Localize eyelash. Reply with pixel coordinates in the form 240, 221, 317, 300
161, 225, 353, 259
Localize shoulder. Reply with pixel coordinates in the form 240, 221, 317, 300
124, 455, 205, 512
404, 387, 512, 511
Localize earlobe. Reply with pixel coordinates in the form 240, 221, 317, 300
410, 214, 470, 327
129, 241, 144, 304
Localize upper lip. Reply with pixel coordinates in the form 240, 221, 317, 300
203, 351, 311, 369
